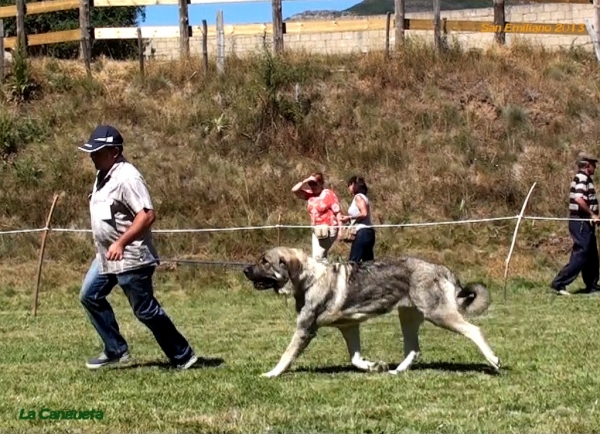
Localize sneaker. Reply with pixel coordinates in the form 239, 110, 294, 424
85, 351, 130, 370
176, 353, 198, 370
552, 286, 571, 296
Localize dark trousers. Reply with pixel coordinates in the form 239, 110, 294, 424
79, 258, 194, 364
552, 220, 599, 290
349, 228, 376, 262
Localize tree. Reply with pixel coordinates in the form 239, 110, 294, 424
0, 0, 145, 59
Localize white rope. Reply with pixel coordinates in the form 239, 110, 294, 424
0, 228, 46, 235
0, 214, 593, 237
523, 216, 595, 222
18, 216, 518, 235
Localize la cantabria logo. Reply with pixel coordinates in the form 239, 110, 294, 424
19, 408, 104, 420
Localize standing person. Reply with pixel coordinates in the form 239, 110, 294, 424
291, 172, 342, 262
339, 176, 376, 262
551, 152, 600, 296
78, 125, 198, 369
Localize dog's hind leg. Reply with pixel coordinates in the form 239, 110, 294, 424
338, 325, 388, 373
389, 308, 424, 375
427, 311, 501, 372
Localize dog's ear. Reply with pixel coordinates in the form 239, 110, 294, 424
284, 257, 301, 279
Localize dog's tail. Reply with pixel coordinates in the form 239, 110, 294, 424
456, 282, 491, 316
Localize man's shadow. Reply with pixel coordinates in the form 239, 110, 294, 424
294, 360, 508, 375
572, 287, 600, 295
118, 356, 225, 371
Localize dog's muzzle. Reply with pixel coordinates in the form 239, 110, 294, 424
243, 265, 277, 290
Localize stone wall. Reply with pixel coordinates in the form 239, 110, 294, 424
144, 3, 595, 60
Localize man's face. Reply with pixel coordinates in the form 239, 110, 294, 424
90, 147, 119, 171
588, 162, 597, 176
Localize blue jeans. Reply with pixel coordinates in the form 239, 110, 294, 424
349, 228, 375, 262
79, 258, 194, 364
552, 220, 599, 289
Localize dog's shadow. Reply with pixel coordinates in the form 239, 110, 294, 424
295, 361, 508, 375
117, 356, 225, 371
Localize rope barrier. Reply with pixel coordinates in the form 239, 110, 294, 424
0, 228, 46, 235
0, 215, 593, 236
0, 215, 520, 236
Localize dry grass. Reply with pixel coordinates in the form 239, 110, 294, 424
0, 39, 598, 282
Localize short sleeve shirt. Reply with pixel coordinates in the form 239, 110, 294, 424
89, 157, 159, 274
569, 171, 599, 217
306, 188, 341, 226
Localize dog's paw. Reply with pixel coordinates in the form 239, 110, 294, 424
492, 357, 502, 371
368, 361, 389, 373
260, 371, 280, 378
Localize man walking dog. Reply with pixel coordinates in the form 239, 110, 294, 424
78, 125, 198, 369
551, 152, 600, 296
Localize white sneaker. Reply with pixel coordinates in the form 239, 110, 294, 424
176, 354, 198, 370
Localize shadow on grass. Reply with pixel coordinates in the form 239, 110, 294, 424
293, 361, 509, 375
118, 356, 225, 371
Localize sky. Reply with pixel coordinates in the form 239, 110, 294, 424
141, 0, 360, 26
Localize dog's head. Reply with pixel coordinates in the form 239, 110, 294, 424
243, 247, 305, 293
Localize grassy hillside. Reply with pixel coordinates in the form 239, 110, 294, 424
345, 0, 493, 15
0, 41, 598, 291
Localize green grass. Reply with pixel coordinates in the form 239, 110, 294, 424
1, 267, 600, 433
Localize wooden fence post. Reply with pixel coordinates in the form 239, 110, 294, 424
394, 0, 405, 49
595, 0, 600, 49
137, 27, 144, 77
585, 18, 600, 62
433, 0, 442, 53
494, 0, 506, 45
32, 194, 60, 317
16, 0, 26, 54
385, 11, 391, 59
79, 0, 92, 78
216, 10, 224, 74
0, 20, 4, 83
272, 0, 283, 54
179, 0, 190, 59
277, 212, 282, 246
202, 19, 208, 73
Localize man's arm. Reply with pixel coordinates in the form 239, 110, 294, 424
116, 209, 155, 246
574, 197, 599, 221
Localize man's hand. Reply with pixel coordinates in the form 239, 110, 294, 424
591, 214, 600, 225
106, 241, 125, 261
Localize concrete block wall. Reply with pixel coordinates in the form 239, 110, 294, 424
143, 3, 595, 60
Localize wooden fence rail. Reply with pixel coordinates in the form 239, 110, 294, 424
0, 0, 598, 71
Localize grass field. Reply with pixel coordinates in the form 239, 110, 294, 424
1, 261, 600, 434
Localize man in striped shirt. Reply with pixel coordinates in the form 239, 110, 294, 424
551, 152, 600, 295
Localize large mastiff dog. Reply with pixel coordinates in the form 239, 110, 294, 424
243, 247, 501, 378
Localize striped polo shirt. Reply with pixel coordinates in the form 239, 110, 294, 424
569, 171, 599, 217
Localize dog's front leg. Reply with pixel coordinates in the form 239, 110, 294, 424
261, 313, 317, 378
